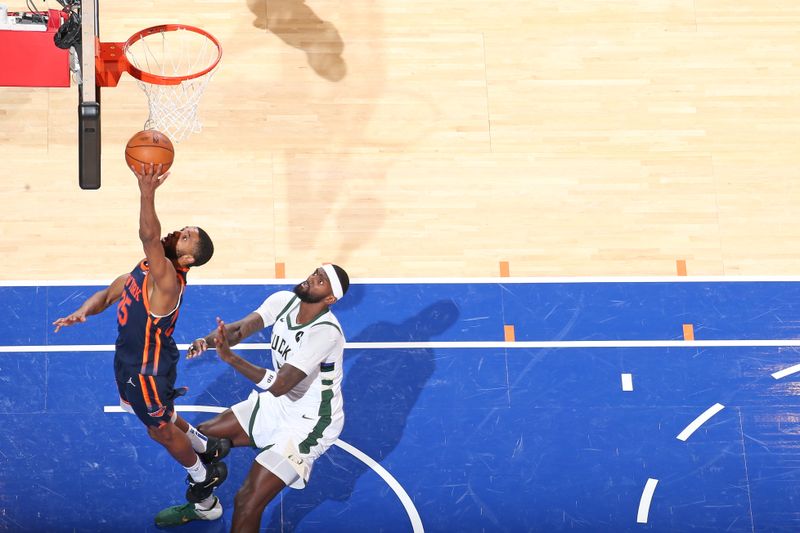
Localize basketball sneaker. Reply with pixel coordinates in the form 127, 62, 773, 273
198, 436, 231, 464
154, 496, 222, 527
186, 461, 227, 503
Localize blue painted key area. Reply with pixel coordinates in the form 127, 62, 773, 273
2, 280, 800, 531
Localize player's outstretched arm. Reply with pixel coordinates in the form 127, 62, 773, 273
268, 364, 308, 397
187, 312, 266, 358
52, 273, 129, 332
212, 318, 306, 396
133, 163, 177, 297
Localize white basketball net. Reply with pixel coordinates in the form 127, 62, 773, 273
125, 27, 220, 142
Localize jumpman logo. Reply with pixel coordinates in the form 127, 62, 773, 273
126, 377, 136, 387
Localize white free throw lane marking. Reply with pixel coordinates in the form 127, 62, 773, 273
637, 478, 659, 523
676, 403, 725, 441
772, 363, 800, 380
104, 405, 424, 533
7, 339, 800, 353
621, 373, 633, 391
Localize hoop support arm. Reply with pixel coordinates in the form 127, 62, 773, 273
96, 39, 128, 87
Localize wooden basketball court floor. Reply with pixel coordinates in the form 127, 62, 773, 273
1, 0, 798, 279
2, 0, 800, 531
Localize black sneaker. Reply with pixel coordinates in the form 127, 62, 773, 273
186, 462, 227, 503
198, 437, 232, 465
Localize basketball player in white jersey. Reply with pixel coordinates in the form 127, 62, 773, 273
155, 264, 349, 531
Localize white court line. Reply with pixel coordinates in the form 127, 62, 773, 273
772, 363, 800, 380
676, 403, 725, 442
104, 405, 424, 533
334, 440, 423, 533
621, 373, 633, 391
637, 478, 659, 523
6, 339, 800, 353
6, 275, 800, 286
104, 405, 226, 414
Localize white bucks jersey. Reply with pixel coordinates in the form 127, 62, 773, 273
254, 291, 345, 418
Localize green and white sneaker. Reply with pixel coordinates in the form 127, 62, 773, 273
154, 496, 223, 527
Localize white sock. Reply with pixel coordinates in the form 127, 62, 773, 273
185, 424, 209, 453
185, 456, 207, 482
196, 495, 216, 510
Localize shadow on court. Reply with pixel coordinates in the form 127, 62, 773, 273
265, 299, 460, 530
246, 0, 346, 81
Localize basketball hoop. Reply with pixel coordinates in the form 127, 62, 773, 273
96, 25, 222, 142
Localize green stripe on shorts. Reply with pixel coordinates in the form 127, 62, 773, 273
298, 389, 333, 454
248, 395, 261, 449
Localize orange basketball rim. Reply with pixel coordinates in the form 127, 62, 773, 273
96, 24, 222, 87
96, 24, 222, 142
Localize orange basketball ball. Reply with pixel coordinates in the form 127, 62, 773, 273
125, 130, 175, 174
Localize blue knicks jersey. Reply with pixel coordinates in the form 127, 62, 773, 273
115, 260, 187, 375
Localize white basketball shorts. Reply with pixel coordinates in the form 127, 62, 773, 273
231, 389, 344, 489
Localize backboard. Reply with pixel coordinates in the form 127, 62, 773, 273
0, 0, 97, 187
0, 0, 219, 189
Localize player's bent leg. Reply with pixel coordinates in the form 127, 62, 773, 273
197, 409, 250, 447
146, 421, 229, 502
231, 461, 286, 533
173, 413, 232, 464
172, 413, 191, 432
122, 372, 214, 468
198, 434, 232, 465
147, 421, 198, 467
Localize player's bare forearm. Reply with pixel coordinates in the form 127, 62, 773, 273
203, 323, 237, 348
138, 191, 161, 245
219, 350, 304, 397
213, 317, 293, 391
204, 313, 264, 348
269, 364, 307, 397
137, 180, 177, 294
83, 274, 128, 314
78, 288, 115, 316
188, 313, 265, 358
53, 274, 127, 331
134, 163, 169, 248
220, 349, 268, 384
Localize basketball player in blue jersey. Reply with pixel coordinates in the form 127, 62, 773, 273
52, 164, 228, 515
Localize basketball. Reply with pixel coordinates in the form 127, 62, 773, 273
125, 130, 175, 174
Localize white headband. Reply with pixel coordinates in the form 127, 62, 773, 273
322, 264, 343, 300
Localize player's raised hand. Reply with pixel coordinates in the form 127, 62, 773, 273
186, 337, 208, 359
132, 163, 170, 193
214, 317, 234, 362
52, 310, 87, 333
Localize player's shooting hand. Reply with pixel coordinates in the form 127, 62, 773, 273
187, 337, 208, 359
214, 317, 234, 363
132, 163, 170, 193
52, 310, 87, 333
